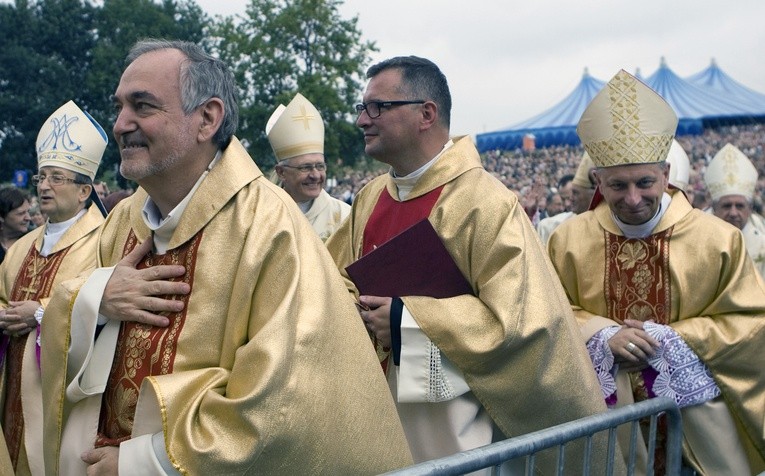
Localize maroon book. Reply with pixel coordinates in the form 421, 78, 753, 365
345, 218, 474, 298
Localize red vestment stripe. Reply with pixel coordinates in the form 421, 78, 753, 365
95, 231, 201, 446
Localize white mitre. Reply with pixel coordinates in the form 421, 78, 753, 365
577, 70, 677, 168
265, 93, 324, 161
704, 143, 757, 201
36, 100, 107, 180
667, 139, 690, 190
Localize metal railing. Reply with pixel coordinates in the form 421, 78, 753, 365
383, 397, 683, 476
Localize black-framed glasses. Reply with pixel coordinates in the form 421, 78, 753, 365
31, 174, 86, 187
355, 100, 425, 118
280, 162, 327, 173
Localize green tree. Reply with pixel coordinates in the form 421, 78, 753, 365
0, 0, 207, 185
208, 0, 377, 169
0, 0, 97, 182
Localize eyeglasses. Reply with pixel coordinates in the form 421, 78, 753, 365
279, 162, 327, 173
354, 100, 425, 118
31, 174, 86, 187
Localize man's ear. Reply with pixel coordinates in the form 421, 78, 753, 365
198, 98, 225, 142
79, 184, 93, 204
419, 101, 438, 131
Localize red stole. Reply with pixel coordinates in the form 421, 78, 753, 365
362, 185, 444, 255
604, 228, 673, 473
95, 231, 201, 446
361, 185, 444, 372
2, 244, 68, 469
604, 229, 672, 325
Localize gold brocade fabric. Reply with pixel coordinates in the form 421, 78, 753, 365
95, 231, 200, 446
548, 190, 765, 472
327, 136, 620, 475
41, 138, 412, 475
3, 246, 68, 469
605, 229, 672, 325
0, 204, 103, 475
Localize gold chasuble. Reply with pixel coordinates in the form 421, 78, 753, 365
95, 231, 200, 446
0, 204, 104, 475
41, 138, 412, 475
548, 190, 765, 472
327, 136, 618, 474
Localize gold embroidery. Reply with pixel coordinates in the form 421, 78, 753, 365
605, 228, 672, 325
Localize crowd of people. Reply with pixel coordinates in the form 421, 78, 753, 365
326, 123, 765, 215
0, 39, 763, 476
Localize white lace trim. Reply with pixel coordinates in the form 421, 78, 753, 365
426, 341, 456, 402
587, 326, 619, 400
587, 323, 720, 409
642, 322, 721, 408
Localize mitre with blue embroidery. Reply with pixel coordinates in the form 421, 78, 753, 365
36, 100, 107, 180
704, 143, 758, 201
265, 93, 324, 161
577, 69, 677, 168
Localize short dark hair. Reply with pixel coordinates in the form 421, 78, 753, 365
126, 39, 239, 149
367, 56, 452, 128
0, 186, 30, 218
558, 174, 575, 189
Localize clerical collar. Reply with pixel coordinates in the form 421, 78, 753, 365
391, 140, 454, 200
611, 192, 672, 239
41, 208, 87, 257
295, 200, 313, 214
142, 150, 221, 254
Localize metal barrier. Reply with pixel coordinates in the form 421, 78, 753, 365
383, 397, 683, 476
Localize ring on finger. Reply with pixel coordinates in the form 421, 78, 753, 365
626, 342, 637, 353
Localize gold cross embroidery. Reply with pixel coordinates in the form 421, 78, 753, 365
292, 105, 316, 130
18, 257, 45, 300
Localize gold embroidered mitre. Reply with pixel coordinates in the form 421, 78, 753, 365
667, 139, 690, 190
265, 93, 324, 161
704, 143, 757, 201
572, 151, 596, 189
36, 100, 107, 180
577, 69, 677, 168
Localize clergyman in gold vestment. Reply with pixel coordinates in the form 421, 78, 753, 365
41, 40, 411, 475
0, 100, 107, 476
327, 56, 619, 475
548, 69, 765, 475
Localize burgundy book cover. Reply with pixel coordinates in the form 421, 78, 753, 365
345, 218, 474, 298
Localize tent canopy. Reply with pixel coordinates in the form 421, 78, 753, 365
477, 59, 765, 153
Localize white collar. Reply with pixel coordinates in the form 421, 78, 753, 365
611, 192, 672, 238
391, 140, 454, 200
141, 150, 221, 253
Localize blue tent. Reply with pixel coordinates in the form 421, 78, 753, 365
645, 58, 765, 135
476, 69, 604, 152
686, 59, 765, 111
477, 60, 765, 153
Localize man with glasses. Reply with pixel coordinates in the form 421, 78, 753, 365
327, 56, 614, 473
0, 100, 107, 474
266, 93, 350, 241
